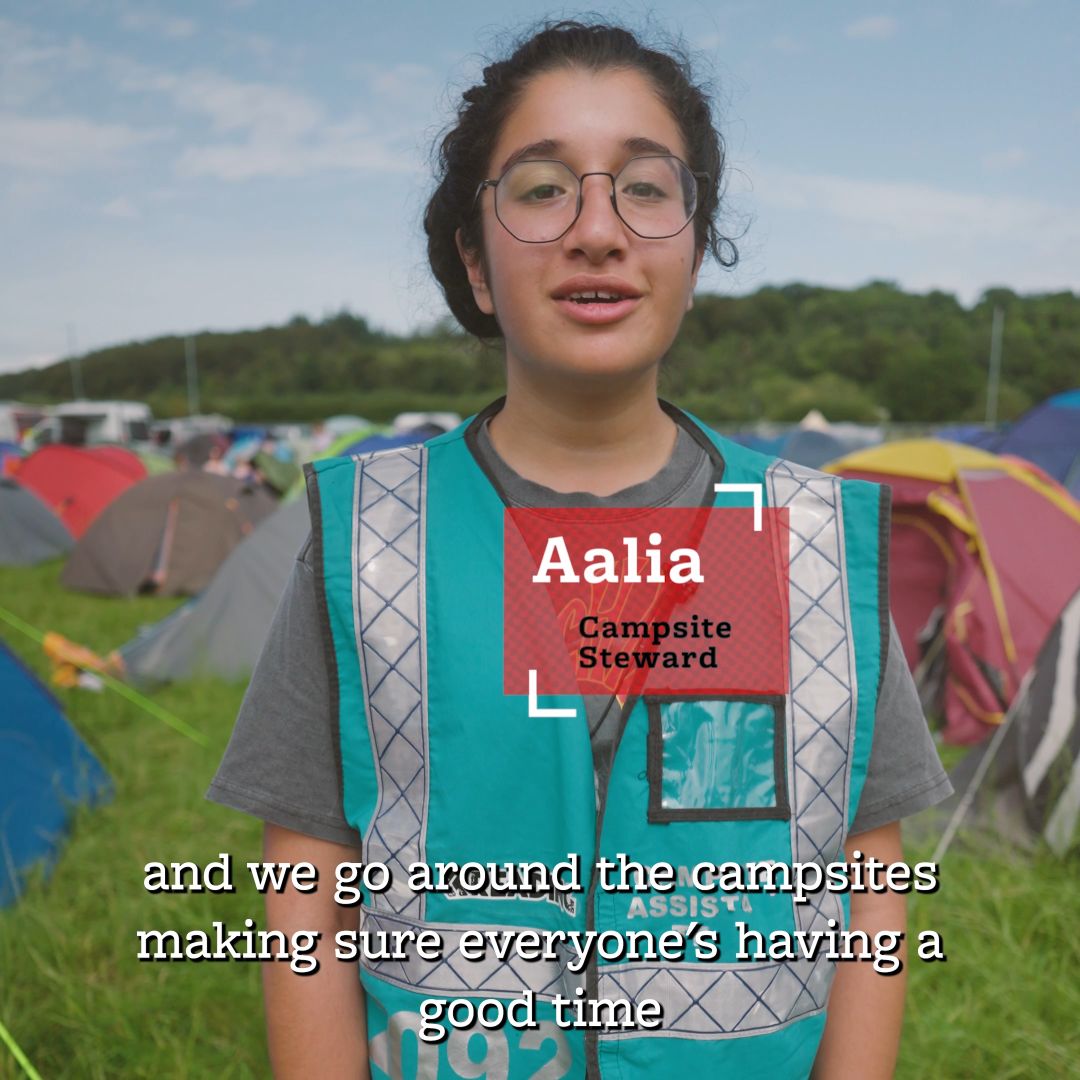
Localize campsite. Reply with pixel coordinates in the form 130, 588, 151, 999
1, 376, 1079, 1077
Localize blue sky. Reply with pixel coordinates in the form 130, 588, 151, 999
2, 0, 1077, 373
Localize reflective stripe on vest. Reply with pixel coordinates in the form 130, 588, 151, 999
349, 446, 429, 918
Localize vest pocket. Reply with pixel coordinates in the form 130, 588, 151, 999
645, 695, 791, 823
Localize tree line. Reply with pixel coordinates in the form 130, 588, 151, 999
1, 282, 1076, 425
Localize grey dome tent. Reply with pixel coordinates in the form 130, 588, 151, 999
118, 495, 309, 687
0, 478, 74, 566
61, 471, 277, 597
933, 586, 1080, 859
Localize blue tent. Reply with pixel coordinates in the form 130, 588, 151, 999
0, 640, 112, 906
337, 428, 439, 457
779, 427, 882, 470
934, 423, 1000, 448
725, 430, 787, 456
0, 440, 23, 474
982, 389, 1080, 496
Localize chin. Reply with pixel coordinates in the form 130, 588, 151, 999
544, 351, 659, 383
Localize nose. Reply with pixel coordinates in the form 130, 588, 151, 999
562, 172, 627, 260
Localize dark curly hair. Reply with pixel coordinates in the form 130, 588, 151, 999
424, 19, 738, 339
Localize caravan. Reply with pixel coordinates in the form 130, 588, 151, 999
26, 401, 153, 448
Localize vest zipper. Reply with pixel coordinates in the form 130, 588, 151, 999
584, 693, 638, 1080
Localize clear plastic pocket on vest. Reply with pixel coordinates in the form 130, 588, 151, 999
646, 695, 791, 823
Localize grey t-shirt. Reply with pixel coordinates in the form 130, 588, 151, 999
208, 423, 953, 842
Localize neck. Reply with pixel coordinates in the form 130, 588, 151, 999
487, 364, 677, 496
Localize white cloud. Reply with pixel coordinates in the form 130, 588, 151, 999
756, 167, 1080, 246
844, 16, 898, 40
982, 146, 1029, 171
694, 32, 726, 52
117, 66, 416, 180
0, 18, 97, 108
771, 35, 804, 54
0, 111, 165, 171
119, 9, 197, 40
1, 176, 58, 214
177, 129, 414, 180
224, 31, 276, 61
139, 69, 322, 138
368, 63, 437, 104
102, 195, 139, 218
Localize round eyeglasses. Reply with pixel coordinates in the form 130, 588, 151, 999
474, 155, 709, 243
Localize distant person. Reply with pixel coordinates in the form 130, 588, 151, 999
203, 445, 229, 475
309, 419, 333, 454
209, 19, 951, 1079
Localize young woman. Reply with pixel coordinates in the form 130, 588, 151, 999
209, 20, 952, 1079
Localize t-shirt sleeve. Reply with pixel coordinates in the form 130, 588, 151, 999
849, 616, 954, 835
205, 534, 361, 847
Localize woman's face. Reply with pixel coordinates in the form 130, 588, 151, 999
460, 66, 702, 387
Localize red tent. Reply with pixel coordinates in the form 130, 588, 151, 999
831, 440, 1080, 744
12, 446, 146, 538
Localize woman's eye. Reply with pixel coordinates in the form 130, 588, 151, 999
623, 182, 666, 200
521, 184, 564, 202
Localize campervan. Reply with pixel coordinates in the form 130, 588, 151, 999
27, 401, 154, 447
0, 402, 49, 444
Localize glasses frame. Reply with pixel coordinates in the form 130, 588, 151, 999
473, 154, 711, 244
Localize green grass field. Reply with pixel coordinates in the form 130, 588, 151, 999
1, 563, 1077, 1078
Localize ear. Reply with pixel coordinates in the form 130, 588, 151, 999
455, 228, 495, 316
686, 244, 705, 312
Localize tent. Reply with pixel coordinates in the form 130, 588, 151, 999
779, 426, 882, 470
251, 450, 300, 496
0, 479, 74, 566
335, 429, 433, 456
981, 389, 1080, 497
174, 432, 228, 468
61, 472, 277, 597
324, 426, 379, 458
134, 448, 176, 476
118, 496, 310, 687
12, 445, 146, 538
934, 587, 1080, 858
779, 413, 882, 469
0, 440, 23, 476
831, 440, 1080, 744
0, 639, 112, 906
725, 430, 787, 457
282, 427, 436, 502
933, 423, 999, 448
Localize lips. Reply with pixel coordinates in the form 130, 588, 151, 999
551, 277, 643, 325
552, 277, 642, 302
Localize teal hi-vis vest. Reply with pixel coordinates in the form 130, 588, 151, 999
305, 403, 889, 1080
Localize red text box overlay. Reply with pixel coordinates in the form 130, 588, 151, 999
504, 507, 790, 698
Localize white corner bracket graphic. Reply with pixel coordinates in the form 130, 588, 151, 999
714, 482, 763, 532
528, 669, 577, 718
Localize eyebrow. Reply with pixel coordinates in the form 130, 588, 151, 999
498, 139, 562, 174
624, 136, 675, 157
497, 136, 677, 175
